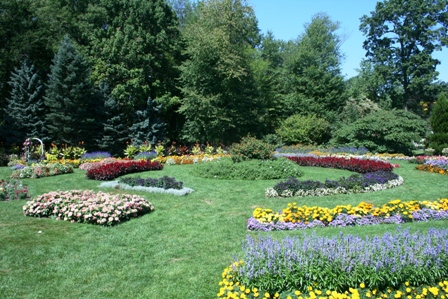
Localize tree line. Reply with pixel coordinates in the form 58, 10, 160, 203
0, 0, 447, 156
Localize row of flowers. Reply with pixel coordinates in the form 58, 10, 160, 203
413, 156, 448, 175
247, 198, 448, 231
86, 160, 163, 180
265, 172, 403, 198
153, 154, 228, 165
285, 156, 394, 173
9, 162, 74, 179
0, 179, 29, 200
22, 190, 154, 226
218, 227, 448, 299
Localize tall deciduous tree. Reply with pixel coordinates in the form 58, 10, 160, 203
44, 35, 101, 149
360, 0, 448, 113
282, 13, 346, 122
2, 60, 46, 146
178, 0, 262, 144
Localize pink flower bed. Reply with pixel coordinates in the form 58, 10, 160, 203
23, 190, 154, 226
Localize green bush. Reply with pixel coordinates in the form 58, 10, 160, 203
429, 93, 448, 154
331, 109, 427, 156
230, 136, 276, 163
192, 157, 303, 180
275, 114, 331, 145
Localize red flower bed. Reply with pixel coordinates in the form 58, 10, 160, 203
286, 156, 393, 173
86, 160, 163, 180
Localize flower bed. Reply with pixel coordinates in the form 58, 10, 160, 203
79, 157, 119, 171
22, 190, 154, 226
98, 175, 195, 196
266, 171, 403, 198
218, 228, 448, 299
10, 162, 74, 179
86, 160, 163, 180
415, 156, 448, 175
247, 198, 448, 231
153, 154, 229, 165
285, 156, 393, 173
0, 179, 30, 200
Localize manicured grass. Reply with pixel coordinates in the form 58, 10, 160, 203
0, 160, 447, 298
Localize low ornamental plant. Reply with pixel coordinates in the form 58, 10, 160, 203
0, 179, 30, 200
153, 154, 228, 165
247, 198, 448, 231
22, 190, 154, 226
286, 156, 393, 173
86, 160, 163, 180
230, 135, 276, 163
80, 151, 112, 161
218, 228, 448, 299
267, 171, 403, 198
414, 156, 448, 175
10, 162, 74, 179
119, 175, 183, 190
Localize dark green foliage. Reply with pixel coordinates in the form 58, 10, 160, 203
119, 175, 183, 190
178, 0, 263, 144
430, 93, 448, 134
99, 83, 129, 157
44, 35, 101, 150
129, 97, 166, 145
331, 109, 427, 155
360, 0, 446, 113
428, 92, 448, 154
282, 13, 345, 122
192, 157, 303, 180
230, 136, 276, 163
276, 114, 331, 145
2, 60, 46, 145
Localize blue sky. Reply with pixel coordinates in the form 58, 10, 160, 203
250, 0, 447, 82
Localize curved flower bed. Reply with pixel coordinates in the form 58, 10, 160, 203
285, 156, 393, 173
415, 156, 448, 175
266, 171, 403, 198
218, 228, 448, 299
86, 160, 163, 180
98, 175, 195, 196
247, 198, 448, 231
153, 154, 229, 165
0, 179, 29, 200
10, 162, 73, 179
23, 190, 154, 226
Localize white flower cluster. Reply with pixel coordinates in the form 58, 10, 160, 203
265, 176, 404, 198
98, 181, 194, 196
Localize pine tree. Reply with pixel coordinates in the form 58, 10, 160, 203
99, 83, 129, 157
129, 97, 166, 146
44, 35, 100, 149
3, 60, 46, 146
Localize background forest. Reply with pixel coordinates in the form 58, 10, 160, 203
0, 0, 447, 156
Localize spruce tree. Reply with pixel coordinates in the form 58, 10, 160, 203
129, 97, 166, 146
429, 92, 448, 154
99, 83, 129, 157
3, 60, 46, 146
44, 35, 100, 149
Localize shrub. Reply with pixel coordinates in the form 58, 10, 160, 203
331, 109, 427, 155
23, 190, 154, 226
119, 176, 183, 190
192, 157, 303, 180
86, 160, 163, 180
430, 92, 448, 133
276, 114, 332, 145
286, 156, 393, 173
0, 179, 30, 200
230, 135, 276, 163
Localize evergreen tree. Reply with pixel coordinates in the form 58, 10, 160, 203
44, 35, 100, 150
428, 92, 448, 154
2, 60, 46, 146
99, 83, 129, 157
129, 97, 166, 146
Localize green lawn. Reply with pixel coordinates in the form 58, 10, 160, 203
0, 160, 447, 299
